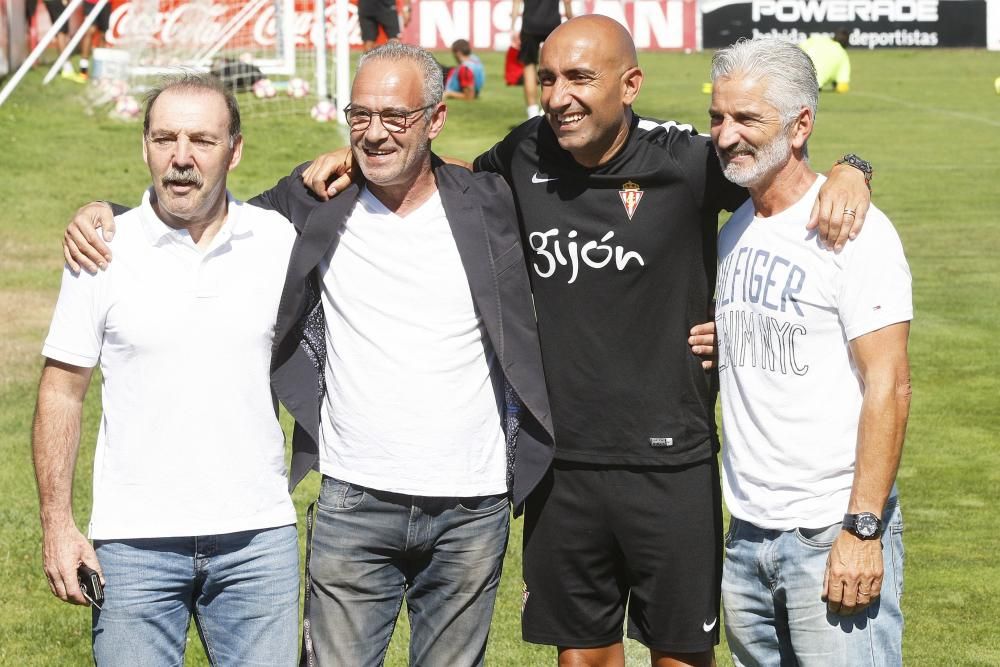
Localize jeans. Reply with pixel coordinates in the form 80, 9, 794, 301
92, 525, 299, 667
722, 498, 904, 667
305, 476, 510, 666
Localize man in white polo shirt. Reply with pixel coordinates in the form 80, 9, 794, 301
31, 74, 299, 666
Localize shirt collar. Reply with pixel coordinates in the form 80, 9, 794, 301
138, 188, 249, 247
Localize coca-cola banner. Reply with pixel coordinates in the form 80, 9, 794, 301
701, 0, 989, 48
104, 0, 344, 49
102, 0, 698, 52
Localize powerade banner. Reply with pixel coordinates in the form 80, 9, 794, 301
701, 0, 988, 48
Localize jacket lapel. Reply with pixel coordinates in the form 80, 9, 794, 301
438, 173, 505, 364
274, 184, 361, 346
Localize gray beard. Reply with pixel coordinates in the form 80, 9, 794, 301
721, 133, 792, 189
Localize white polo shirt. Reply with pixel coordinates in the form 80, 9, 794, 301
42, 189, 298, 539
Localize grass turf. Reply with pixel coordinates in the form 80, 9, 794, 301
1, 46, 999, 665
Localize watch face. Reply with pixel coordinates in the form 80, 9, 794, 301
856, 513, 879, 538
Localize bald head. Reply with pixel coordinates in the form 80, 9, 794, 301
536, 15, 643, 167
544, 15, 638, 71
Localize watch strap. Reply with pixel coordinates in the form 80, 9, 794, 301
835, 153, 873, 191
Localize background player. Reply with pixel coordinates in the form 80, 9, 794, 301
358, 0, 410, 52
800, 29, 852, 93
443, 39, 485, 100
78, 0, 110, 78
510, 0, 573, 118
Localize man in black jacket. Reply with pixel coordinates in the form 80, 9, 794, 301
258, 42, 555, 665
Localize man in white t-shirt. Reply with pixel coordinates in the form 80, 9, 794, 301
255, 42, 554, 666
709, 38, 912, 665
32, 74, 299, 666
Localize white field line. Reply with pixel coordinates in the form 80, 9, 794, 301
852, 91, 1000, 128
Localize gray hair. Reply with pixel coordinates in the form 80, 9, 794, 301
356, 42, 444, 114
143, 72, 241, 147
711, 37, 818, 128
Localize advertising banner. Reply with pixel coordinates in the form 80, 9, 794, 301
989, 0, 1000, 49
701, 0, 988, 48
405, 0, 697, 51
98, 0, 697, 52
103, 0, 346, 49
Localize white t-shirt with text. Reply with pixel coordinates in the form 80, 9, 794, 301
716, 175, 912, 530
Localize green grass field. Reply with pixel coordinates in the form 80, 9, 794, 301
1, 46, 999, 665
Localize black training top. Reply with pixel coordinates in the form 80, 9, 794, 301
474, 114, 747, 466
520, 0, 562, 35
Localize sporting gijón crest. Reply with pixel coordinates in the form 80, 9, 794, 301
619, 181, 644, 220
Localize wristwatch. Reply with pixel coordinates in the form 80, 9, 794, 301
835, 153, 873, 190
842, 512, 883, 540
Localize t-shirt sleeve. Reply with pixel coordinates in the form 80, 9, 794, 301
458, 65, 475, 90
669, 131, 747, 214
473, 138, 511, 180
838, 211, 912, 340
41, 263, 109, 368
705, 147, 750, 213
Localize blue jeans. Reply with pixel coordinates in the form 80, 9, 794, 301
305, 476, 510, 666
722, 498, 904, 667
92, 525, 299, 667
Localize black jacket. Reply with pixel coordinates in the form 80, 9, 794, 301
252, 156, 555, 513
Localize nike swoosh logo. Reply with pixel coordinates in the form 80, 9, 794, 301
703, 617, 718, 632
532, 172, 558, 184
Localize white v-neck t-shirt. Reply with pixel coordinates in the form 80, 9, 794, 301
317, 187, 507, 497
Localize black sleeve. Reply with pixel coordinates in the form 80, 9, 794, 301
668, 131, 747, 215
704, 148, 749, 214
107, 202, 131, 216
247, 161, 313, 223
473, 127, 524, 186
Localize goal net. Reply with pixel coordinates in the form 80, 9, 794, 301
89, 0, 347, 120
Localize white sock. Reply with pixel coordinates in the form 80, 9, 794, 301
527, 104, 539, 118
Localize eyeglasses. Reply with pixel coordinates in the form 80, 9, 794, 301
343, 104, 435, 133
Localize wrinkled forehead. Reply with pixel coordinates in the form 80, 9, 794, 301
352, 60, 425, 108
714, 73, 772, 105
148, 88, 230, 133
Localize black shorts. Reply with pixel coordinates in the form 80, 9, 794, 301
83, 1, 111, 32
518, 30, 553, 66
358, 9, 400, 42
521, 458, 723, 653
43, 0, 70, 33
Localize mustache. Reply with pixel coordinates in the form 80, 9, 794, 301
161, 166, 204, 188
719, 141, 756, 160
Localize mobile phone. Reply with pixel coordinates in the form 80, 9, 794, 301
77, 564, 104, 609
